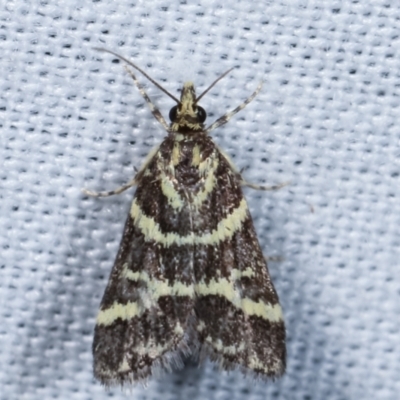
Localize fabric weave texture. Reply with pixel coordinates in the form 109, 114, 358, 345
1, 1, 399, 399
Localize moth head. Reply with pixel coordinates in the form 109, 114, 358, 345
92, 49, 235, 135
169, 82, 207, 132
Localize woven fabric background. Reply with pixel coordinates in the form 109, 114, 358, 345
1, 1, 399, 399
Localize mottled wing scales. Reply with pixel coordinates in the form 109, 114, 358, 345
189, 141, 286, 377
93, 135, 285, 384
93, 135, 285, 385
194, 222, 286, 376
93, 148, 197, 385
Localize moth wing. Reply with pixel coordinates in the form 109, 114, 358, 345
193, 149, 286, 378
93, 143, 196, 385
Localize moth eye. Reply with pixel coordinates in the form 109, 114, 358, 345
169, 105, 179, 122
197, 106, 207, 123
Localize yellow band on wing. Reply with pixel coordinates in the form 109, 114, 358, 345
130, 198, 249, 246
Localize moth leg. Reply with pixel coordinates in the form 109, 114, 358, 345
124, 66, 170, 131
205, 81, 263, 134
82, 178, 137, 197
265, 255, 284, 263
240, 180, 290, 191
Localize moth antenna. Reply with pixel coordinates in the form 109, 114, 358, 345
94, 47, 180, 104
195, 67, 236, 104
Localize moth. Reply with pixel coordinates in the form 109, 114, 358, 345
86, 49, 286, 386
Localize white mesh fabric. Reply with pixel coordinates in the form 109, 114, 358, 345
1, 1, 400, 399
